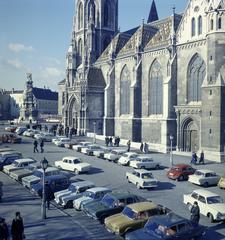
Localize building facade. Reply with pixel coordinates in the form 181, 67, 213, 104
0, 89, 11, 120
59, 0, 225, 162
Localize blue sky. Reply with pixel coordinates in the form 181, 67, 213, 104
0, 0, 188, 91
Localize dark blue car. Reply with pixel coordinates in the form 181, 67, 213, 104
31, 174, 70, 199
125, 213, 206, 240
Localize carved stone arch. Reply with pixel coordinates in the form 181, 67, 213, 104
67, 95, 80, 128
77, 0, 84, 29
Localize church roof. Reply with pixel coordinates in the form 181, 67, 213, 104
33, 87, 58, 101
58, 79, 66, 85
148, 0, 159, 23
145, 14, 182, 50
87, 67, 106, 87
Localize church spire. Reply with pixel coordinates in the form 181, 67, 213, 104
147, 0, 159, 23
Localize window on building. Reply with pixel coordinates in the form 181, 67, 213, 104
120, 65, 131, 115
104, 1, 110, 27
218, 17, 222, 29
191, 18, 196, 36
77, 39, 83, 66
187, 54, 206, 102
78, 2, 83, 29
88, 1, 96, 24
198, 16, 202, 35
148, 59, 163, 115
210, 19, 214, 30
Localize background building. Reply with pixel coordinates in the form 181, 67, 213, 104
59, 0, 225, 162
0, 89, 10, 120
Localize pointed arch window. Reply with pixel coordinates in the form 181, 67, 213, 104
198, 16, 202, 35
210, 19, 214, 30
104, 2, 110, 27
78, 2, 83, 29
218, 17, 222, 29
88, 1, 96, 24
191, 18, 196, 37
187, 54, 206, 102
148, 60, 163, 115
120, 66, 131, 115
77, 39, 83, 66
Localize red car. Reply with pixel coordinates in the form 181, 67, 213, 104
167, 164, 195, 181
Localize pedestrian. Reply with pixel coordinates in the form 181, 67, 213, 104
191, 152, 197, 165
45, 125, 48, 132
190, 201, 200, 225
109, 137, 113, 147
114, 137, 117, 146
199, 150, 205, 164
0, 218, 9, 240
40, 139, 44, 153
144, 142, 149, 154
117, 136, 120, 147
33, 140, 39, 153
127, 140, 131, 152
11, 212, 24, 240
45, 183, 52, 210
105, 137, 109, 147
0, 181, 3, 202
140, 142, 144, 153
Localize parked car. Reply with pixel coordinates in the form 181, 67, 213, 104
167, 164, 195, 181
126, 169, 158, 189
23, 129, 38, 137
0, 134, 22, 144
188, 169, 220, 187
0, 181, 2, 201
83, 192, 145, 224
125, 213, 206, 240
54, 180, 95, 208
3, 158, 36, 175
81, 144, 102, 155
0, 148, 14, 153
130, 156, 160, 170
93, 147, 110, 159
0, 151, 22, 170
105, 201, 171, 236
55, 156, 91, 174
5, 126, 17, 132
54, 138, 71, 147
104, 149, 127, 162
22, 167, 61, 188
34, 132, 53, 142
72, 142, 92, 152
118, 152, 139, 166
64, 140, 81, 149
73, 187, 111, 210
31, 174, 70, 199
183, 189, 225, 222
15, 127, 27, 135
218, 176, 225, 189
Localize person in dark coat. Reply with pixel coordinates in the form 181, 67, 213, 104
117, 137, 120, 147
40, 139, 44, 153
45, 183, 52, 209
33, 140, 39, 153
199, 150, 205, 164
11, 212, 24, 240
191, 152, 198, 165
0, 218, 9, 240
140, 142, 144, 153
127, 140, 131, 152
190, 201, 200, 224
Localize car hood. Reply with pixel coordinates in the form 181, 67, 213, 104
23, 175, 40, 182
4, 165, 15, 171
210, 203, 225, 213
12, 169, 31, 175
106, 213, 133, 229
75, 196, 91, 204
62, 193, 82, 201
85, 201, 108, 215
55, 189, 71, 198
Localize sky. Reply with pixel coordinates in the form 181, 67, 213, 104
0, 0, 188, 91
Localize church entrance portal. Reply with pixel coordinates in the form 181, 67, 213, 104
68, 98, 79, 129
182, 119, 199, 152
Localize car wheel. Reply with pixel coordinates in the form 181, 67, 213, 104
203, 182, 209, 188
178, 175, 184, 181
155, 165, 160, 169
136, 183, 141, 189
140, 166, 145, 169
66, 200, 73, 209
208, 213, 214, 223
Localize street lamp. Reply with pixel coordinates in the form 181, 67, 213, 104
93, 121, 96, 144
169, 135, 174, 167
41, 157, 48, 220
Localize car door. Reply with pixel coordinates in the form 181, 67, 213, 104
61, 159, 68, 170
208, 172, 219, 185
175, 222, 194, 240
197, 194, 207, 216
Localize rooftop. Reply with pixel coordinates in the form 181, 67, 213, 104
33, 87, 58, 101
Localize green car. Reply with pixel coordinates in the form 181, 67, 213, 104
104, 201, 170, 236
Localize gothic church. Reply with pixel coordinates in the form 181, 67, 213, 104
58, 0, 225, 162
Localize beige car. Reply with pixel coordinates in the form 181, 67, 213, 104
218, 177, 225, 189
183, 189, 225, 222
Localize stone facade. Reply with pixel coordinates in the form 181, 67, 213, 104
59, 0, 225, 162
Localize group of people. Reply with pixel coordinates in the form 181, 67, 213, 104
140, 142, 149, 154
191, 151, 205, 165
105, 136, 120, 147
33, 139, 44, 153
0, 212, 24, 240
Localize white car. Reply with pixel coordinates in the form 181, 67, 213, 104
81, 144, 102, 155
73, 187, 111, 210
104, 149, 127, 162
54, 138, 71, 147
23, 129, 38, 137
126, 169, 158, 189
72, 142, 92, 152
129, 156, 160, 169
118, 152, 139, 166
52, 136, 67, 144
183, 189, 225, 222
15, 127, 27, 135
3, 158, 36, 175
55, 156, 91, 174
54, 180, 95, 208
93, 148, 110, 158
188, 169, 221, 187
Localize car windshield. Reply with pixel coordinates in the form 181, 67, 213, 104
195, 171, 204, 176
84, 191, 95, 198
101, 195, 115, 207
33, 171, 42, 178
122, 207, 136, 219
68, 185, 77, 191
207, 196, 223, 204
171, 167, 180, 172
73, 159, 80, 164
145, 222, 168, 237
142, 173, 153, 179
13, 162, 20, 167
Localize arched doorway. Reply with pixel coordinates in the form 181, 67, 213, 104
68, 97, 79, 128
182, 118, 199, 152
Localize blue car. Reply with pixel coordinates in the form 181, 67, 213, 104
31, 174, 70, 199
125, 213, 206, 240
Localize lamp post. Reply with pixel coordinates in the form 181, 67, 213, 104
170, 135, 174, 167
41, 157, 48, 220
93, 121, 96, 144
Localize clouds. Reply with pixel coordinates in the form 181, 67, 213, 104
6, 59, 24, 69
41, 67, 64, 79
8, 43, 34, 53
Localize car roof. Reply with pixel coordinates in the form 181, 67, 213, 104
108, 192, 136, 199
128, 201, 158, 212
86, 187, 110, 193
15, 158, 35, 163
63, 156, 79, 161
192, 189, 219, 197
134, 169, 152, 174
195, 169, 215, 174
70, 180, 94, 187
150, 213, 186, 227
0, 148, 14, 152
124, 152, 138, 156
136, 156, 153, 160
45, 174, 68, 181
38, 167, 59, 173
0, 151, 21, 156
111, 149, 126, 153
173, 164, 191, 168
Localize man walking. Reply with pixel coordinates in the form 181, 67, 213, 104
33, 140, 39, 153
11, 212, 24, 240
0, 218, 9, 240
190, 201, 200, 225
40, 139, 44, 153
127, 140, 131, 152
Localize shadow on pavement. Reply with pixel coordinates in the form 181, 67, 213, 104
154, 181, 176, 191
86, 167, 103, 175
